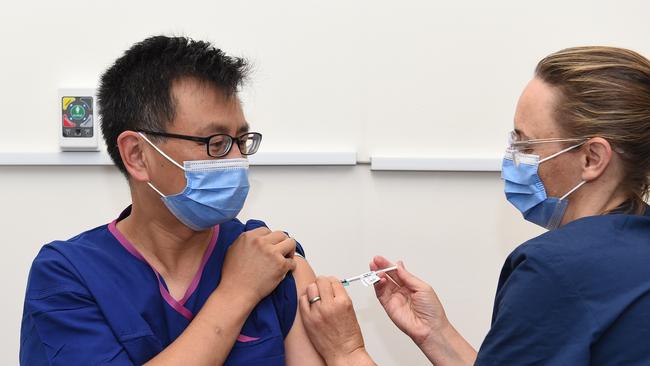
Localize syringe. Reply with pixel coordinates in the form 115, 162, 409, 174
341, 266, 398, 287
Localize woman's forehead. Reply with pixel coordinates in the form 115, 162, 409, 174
514, 78, 563, 139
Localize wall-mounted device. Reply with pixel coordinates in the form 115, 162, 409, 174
59, 88, 100, 151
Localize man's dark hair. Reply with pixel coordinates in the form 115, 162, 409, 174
98, 35, 249, 176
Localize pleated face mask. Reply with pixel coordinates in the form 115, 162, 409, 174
139, 132, 250, 231
501, 142, 586, 230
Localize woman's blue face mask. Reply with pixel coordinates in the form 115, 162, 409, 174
139, 132, 250, 231
501, 142, 586, 230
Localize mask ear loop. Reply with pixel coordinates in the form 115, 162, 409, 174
138, 132, 185, 198
545, 179, 587, 230
138, 132, 185, 171
147, 181, 167, 198
538, 140, 589, 200
560, 180, 587, 200
539, 141, 587, 164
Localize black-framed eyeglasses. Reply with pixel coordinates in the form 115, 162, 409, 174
137, 130, 262, 158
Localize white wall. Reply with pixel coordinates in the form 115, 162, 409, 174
1, 0, 649, 157
1, 0, 648, 365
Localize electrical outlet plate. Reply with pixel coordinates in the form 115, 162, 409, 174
59, 88, 100, 151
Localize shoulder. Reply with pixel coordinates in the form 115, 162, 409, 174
496, 217, 615, 304
32, 224, 111, 270
498, 212, 650, 310
25, 245, 93, 312
218, 219, 310, 337
26, 224, 125, 297
43, 224, 114, 259
218, 218, 306, 257
511, 213, 649, 270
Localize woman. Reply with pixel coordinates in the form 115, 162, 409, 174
299, 46, 650, 365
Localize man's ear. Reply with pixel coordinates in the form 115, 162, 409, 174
581, 137, 613, 182
117, 131, 150, 182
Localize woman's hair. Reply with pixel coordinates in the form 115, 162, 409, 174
535, 46, 650, 213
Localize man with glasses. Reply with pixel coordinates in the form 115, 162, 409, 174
20, 36, 325, 365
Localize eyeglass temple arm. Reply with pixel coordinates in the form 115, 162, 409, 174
511, 137, 587, 146
137, 130, 211, 144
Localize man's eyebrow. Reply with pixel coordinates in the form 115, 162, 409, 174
197, 122, 248, 136
195, 122, 229, 136
237, 123, 250, 134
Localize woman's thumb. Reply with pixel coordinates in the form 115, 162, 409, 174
396, 260, 426, 289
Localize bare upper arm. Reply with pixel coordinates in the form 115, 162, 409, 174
284, 257, 326, 366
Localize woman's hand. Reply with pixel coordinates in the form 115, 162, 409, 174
299, 277, 376, 366
371, 256, 448, 346
372, 256, 476, 366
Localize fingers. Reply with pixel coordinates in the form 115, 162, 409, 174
277, 238, 297, 274
306, 282, 320, 301
370, 256, 404, 304
394, 260, 429, 291
316, 276, 334, 304
372, 256, 401, 284
284, 257, 297, 272
244, 229, 296, 260
369, 261, 378, 271
246, 226, 272, 236
299, 294, 312, 319
304, 277, 354, 314
224, 227, 299, 303
369, 260, 389, 298
265, 230, 289, 244
303, 281, 323, 320
328, 276, 349, 299
299, 277, 362, 362
372, 255, 394, 270
306, 276, 347, 300
242, 228, 288, 246
372, 256, 405, 286
276, 237, 297, 257
374, 276, 399, 304
373, 256, 400, 280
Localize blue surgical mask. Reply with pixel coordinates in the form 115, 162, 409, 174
501, 143, 586, 230
139, 133, 250, 231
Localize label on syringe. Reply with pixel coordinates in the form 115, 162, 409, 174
360, 272, 381, 287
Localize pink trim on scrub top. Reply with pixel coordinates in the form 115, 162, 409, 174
108, 219, 219, 321
236, 334, 260, 342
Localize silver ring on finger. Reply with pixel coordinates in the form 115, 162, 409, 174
308, 296, 321, 305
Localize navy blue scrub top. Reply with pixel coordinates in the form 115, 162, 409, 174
476, 205, 650, 365
20, 207, 305, 365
